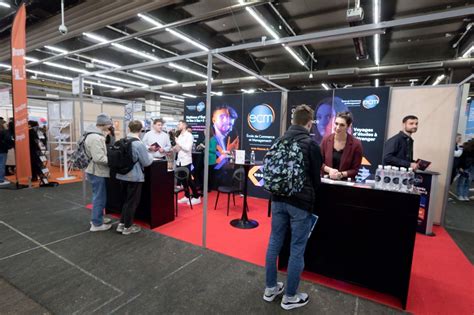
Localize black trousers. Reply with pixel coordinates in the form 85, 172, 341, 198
179, 164, 200, 199
119, 180, 143, 228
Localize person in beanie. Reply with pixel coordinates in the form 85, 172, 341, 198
115, 120, 153, 235
84, 113, 113, 232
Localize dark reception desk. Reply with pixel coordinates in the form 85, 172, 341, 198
278, 181, 420, 309
106, 160, 174, 228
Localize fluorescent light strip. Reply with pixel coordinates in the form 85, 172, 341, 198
83, 32, 158, 61
246, 7, 280, 40
0, 2, 10, 8
26, 70, 73, 81
166, 28, 209, 51
432, 74, 446, 86
94, 73, 149, 88
25, 56, 39, 62
321, 83, 330, 90
169, 63, 208, 79
43, 61, 148, 87
210, 91, 223, 96
375, 78, 380, 87
138, 14, 209, 52
84, 80, 123, 90
132, 70, 177, 84
44, 61, 89, 74
182, 93, 197, 98
373, 0, 381, 65
243, 6, 307, 67
161, 95, 184, 102
84, 32, 207, 80
45, 45, 68, 54
462, 45, 474, 58
241, 89, 255, 94
0, 63, 11, 69
284, 46, 305, 66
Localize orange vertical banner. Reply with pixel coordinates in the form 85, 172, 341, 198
11, 3, 31, 185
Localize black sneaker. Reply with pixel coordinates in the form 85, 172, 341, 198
263, 282, 284, 302
281, 293, 309, 310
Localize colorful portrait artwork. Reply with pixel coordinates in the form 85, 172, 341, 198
211, 105, 240, 170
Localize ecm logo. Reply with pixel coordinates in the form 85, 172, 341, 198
196, 102, 205, 112
248, 104, 275, 131
362, 94, 380, 109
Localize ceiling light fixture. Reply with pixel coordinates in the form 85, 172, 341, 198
462, 44, 474, 58
373, 0, 381, 66
161, 95, 184, 102
45, 45, 68, 54
132, 70, 177, 84
25, 56, 39, 62
84, 80, 123, 91
375, 78, 380, 87
210, 91, 223, 96
138, 14, 209, 52
169, 63, 208, 79
83, 32, 159, 61
432, 74, 446, 86
94, 73, 149, 88
321, 83, 330, 90
0, 63, 11, 69
26, 70, 72, 81
182, 93, 197, 98
241, 4, 306, 68
0, 2, 10, 8
241, 88, 255, 94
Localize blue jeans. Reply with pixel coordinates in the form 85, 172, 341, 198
0, 153, 7, 182
87, 173, 107, 226
456, 166, 473, 198
265, 201, 312, 296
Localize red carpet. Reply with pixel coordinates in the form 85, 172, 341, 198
90, 191, 474, 314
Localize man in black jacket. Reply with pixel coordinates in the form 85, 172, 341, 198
264, 105, 322, 310
383, 115, 419, 170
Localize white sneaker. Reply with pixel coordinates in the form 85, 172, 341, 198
462, 196, 470, 201
263, 282, 284, 302
281, 293, 309, 310
116, 223, 125, 233
178, 196, 189, 204
103, 217, 112, 224
0, 180, 10, 186
122, 225, 141, 235
190, 197, 201, 205
90, 223, 112, 232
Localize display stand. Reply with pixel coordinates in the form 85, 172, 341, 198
33, 128, 58, 187
414, 170, 440, 236
55, 122, 76, 181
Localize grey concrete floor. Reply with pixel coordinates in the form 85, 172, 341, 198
0, 183, 407, 314
445, 185, 474, 264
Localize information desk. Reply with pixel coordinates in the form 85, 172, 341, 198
106, 160, 174, 229
278, 182, 420, 309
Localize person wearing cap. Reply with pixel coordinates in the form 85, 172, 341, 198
84, 113, 113, 232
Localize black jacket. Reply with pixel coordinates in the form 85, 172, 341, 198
0, 129, 13, 153
383, 131, 414, 168
272, 125, 322, 212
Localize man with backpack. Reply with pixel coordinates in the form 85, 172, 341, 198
262, 105, 322, 310
84, 113, 113, 232
112, 120, 153, 235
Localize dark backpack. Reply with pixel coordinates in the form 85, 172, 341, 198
107, 138, 139, 175
71, 132, 100, 170
263, 135, 306, 196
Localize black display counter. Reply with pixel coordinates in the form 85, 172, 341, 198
106, 160, 175, 228
278, 182, 420, 309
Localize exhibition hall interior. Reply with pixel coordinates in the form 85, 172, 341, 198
0, 0, 473, 314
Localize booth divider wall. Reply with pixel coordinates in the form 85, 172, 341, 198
387, 85, 462, 224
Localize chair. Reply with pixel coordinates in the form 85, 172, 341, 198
174, 166, 193, 217
214, 167, 245, 216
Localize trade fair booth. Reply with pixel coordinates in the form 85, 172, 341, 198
2, 3, 472, 313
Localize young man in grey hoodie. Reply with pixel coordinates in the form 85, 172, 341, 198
116, 120, 153, 235
84, 113, 113, 232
